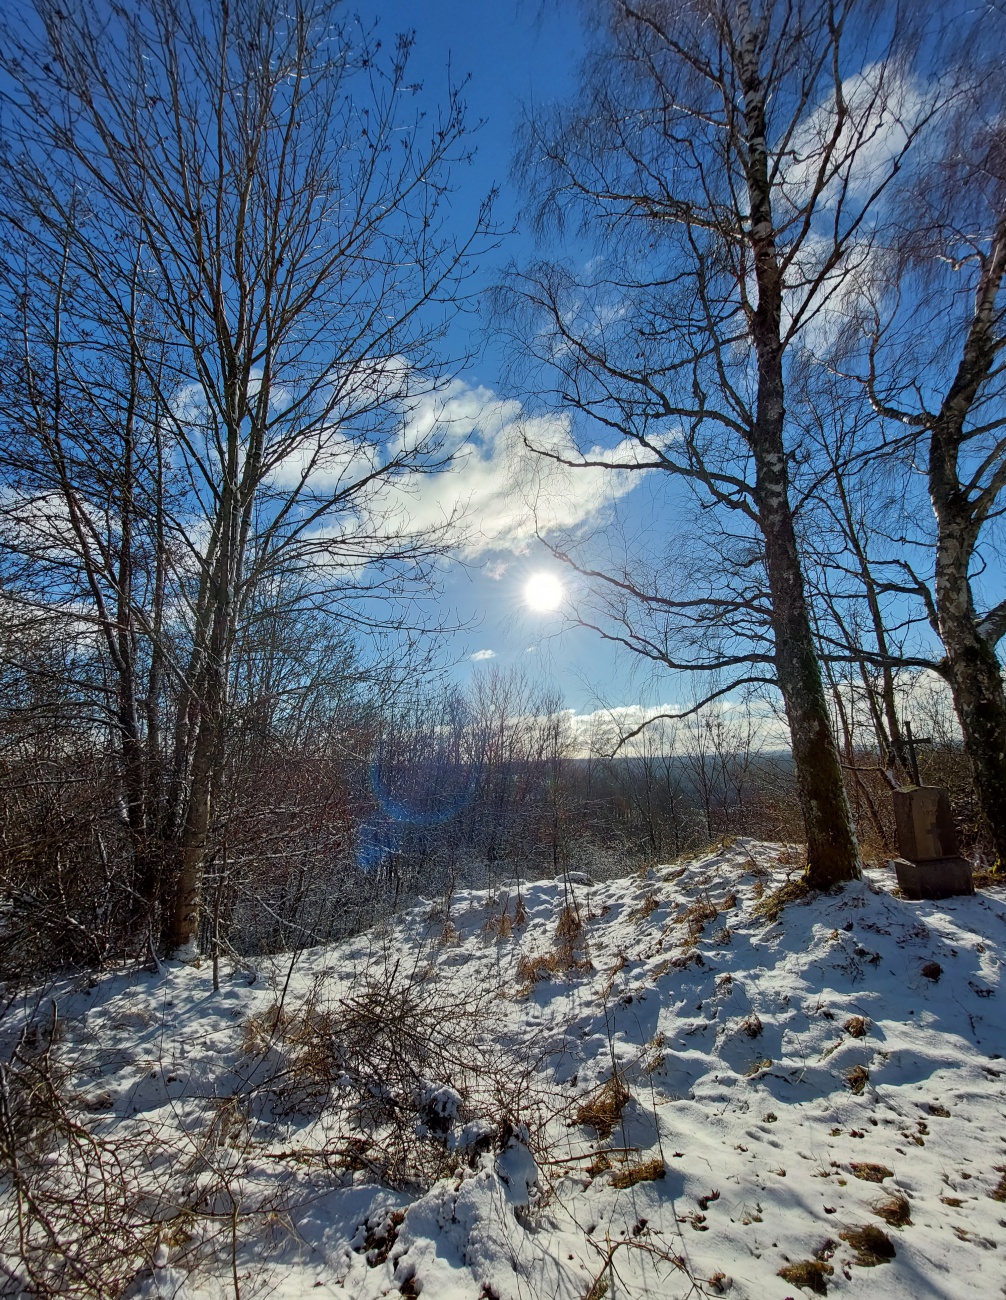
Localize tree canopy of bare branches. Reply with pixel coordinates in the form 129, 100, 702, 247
0, 0, 493, 951
497, 0, 958, 888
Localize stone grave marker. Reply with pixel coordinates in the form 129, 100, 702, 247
889, 785, 974, 900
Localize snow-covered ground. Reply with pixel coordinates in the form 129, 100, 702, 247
3, 839, 1005, 1299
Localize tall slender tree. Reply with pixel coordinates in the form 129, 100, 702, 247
500, 0, 946, 888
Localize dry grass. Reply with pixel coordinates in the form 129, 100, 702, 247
484, 906, 513, 941
515, 945, 591, 989
583, 1275, 610, 1300
629, 893, 660, 923
555, 904, 583, 944
777, 1260, 833, 1294
752, 876, 810, 923
574, 1074, 630, 1139
740, 1014, 763, 1038
839, 1224, 896, 1266
872, 1191, 911, 1226
989, 1169, 1006, 1202
610, 1156, 665, 1189
516, 902, 592, 991
242, 999, 339, 1112
850, 1162, 893, 1183
921, 961, 942, 981
677, 897, 718, 942
843, 1016, 869, 1038
845, 1064, 870, 1095
642, 1031, 666, 1075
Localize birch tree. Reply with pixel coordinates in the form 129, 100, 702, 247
500, 0, 945, 888
861, 103, 1006, 864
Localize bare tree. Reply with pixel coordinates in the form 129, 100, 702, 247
857, 103, 1006, 864
0, 0, 493, 951
498, 0, 949, 888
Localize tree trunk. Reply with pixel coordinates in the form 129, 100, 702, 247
934, 522, 1006, 864
739, 23, 862, 889
167, 659, 224, 953
927, 218, 1006, 866
754, 429, 862, 887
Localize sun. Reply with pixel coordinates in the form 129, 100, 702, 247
524, 571, 564, 612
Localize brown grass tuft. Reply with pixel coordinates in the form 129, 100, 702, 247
872, 1191, 911, 1226
630, 893, 660, 923
515, 902, 593, 990
583, 1274, 610, 1300
845, 1064, 870, 1095
839, 1224, 896, 1266
741, 1014, 763, 1038
753, 876, 810, 923
850, 1162, 893, 1183
777, 1260, 833, 1294
242, 999, 339, 1110
555, 904, 583, 944
989, 1169, 1006, 1202
678, 897, 718, 942
843, 1016, 869, 1038
610, 1156, 665, 1189
574, 1074, 630, 1139
515, 946, 591, 988
484, 904, 514, 941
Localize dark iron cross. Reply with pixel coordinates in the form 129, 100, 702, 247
904, 720, 932, 788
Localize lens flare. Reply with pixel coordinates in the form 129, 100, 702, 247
524, 571, 564, 611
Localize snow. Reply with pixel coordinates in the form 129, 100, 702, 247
3, 839, 1005, 1298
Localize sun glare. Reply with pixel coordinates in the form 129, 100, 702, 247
524, 571, 564, 612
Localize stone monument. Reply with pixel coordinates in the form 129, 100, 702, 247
889, 785, 974, 900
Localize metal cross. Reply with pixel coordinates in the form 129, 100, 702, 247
904, 720, 932, 788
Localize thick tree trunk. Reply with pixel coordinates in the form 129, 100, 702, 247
754, 428, 863, 888
167, 661, 223, 954
926, 218, 1006, 866
738, 24, 862, 890
934, 524, 1006, 865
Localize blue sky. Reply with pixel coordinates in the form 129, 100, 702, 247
353, 0, 679, 715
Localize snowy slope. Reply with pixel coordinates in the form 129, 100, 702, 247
3, 839, 1005, 1299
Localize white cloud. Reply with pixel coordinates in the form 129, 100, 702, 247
783, 64, 925, 211
380, 377, 667, 558
470, 649, 496, 661
263, 364, 665, 561
565, 700, 791, 757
